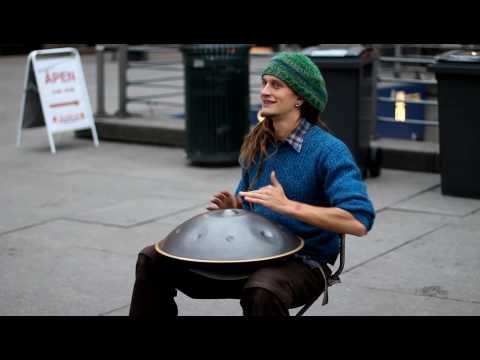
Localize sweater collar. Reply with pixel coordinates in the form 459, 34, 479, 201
283, 118, 312, 153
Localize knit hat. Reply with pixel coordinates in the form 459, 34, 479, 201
261, 52, 328, 113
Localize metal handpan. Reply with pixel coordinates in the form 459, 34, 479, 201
155, 209, 304, 280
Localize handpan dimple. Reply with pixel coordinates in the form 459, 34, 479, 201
261, 229, 273, 238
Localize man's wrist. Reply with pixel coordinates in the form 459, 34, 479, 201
285, 199, 302, 216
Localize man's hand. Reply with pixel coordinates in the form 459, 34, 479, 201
206, 191, 241, 211
241, 172, 368, 237
239, 171, 291, 214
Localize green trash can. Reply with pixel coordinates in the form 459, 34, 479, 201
181, 44, 251, 166
431, 50, 480, 199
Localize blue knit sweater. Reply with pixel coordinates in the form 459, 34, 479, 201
235, 125, 375, 265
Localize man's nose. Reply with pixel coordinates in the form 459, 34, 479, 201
261, 84, 271, 96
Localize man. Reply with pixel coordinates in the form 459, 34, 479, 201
129, 52, 375, 317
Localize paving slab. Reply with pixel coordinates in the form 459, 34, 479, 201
171, 294, 243, 316
106, 280, 480, 317
458, 209, 480, 230
392, 187, 480, 216
364, 169, 440, 211
4, 134, 244, 188
1, 156, 223, 233
0, 218, 181, 258
345, 225, 480, 304
345, 209, 457, 270
0, 244, 135, 316
0, 205, 214, 316
103, 293, 243, 317
303, 283, 480, 316
70, 196, 207, 227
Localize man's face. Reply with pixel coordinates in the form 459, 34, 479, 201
260, 75, 301, 118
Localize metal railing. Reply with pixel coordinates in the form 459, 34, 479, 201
249, 50, 276, 111
95, 44, 109, 117
95, 44, 276, 120
95, 44, 479, 136
95, 44, 184, 118
371, 44, 478, 131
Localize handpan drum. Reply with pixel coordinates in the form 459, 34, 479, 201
155, 209, 304, 280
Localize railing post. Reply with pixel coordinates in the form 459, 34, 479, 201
116, 44, 129, 118
95, 45, 107, 117
393, 44, 402, 78
371, 57, 379, 139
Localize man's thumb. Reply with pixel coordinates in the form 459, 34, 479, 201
271, 171, 281, 187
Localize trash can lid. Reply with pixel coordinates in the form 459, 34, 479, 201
303, 45, 376, 69
302, 45, 365, 57
181, 44, 251, 54
436, 50, 480, 63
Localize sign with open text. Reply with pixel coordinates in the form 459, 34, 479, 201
17, 47, 99, 154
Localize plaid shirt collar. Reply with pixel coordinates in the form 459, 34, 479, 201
283, 118, 312, 153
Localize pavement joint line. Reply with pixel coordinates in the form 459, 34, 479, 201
343, 223, 449, 275
0, 202, 209, 237
60, 217, 130, 229
63, 169, 170, 181
54, 168, 233, 196
126, 201, 209, 228
0, 218, 64, 238
384, 207, 466, 218
461, 207, 480, 217
59, 202, 208, 229
352, 284, 480, 306
98, 303, 131, 316
72, 245, 136, 258
373, 207, 390, 214
3, 167, 83, 177
74, 169, 242, 185
388, 183, 441, 208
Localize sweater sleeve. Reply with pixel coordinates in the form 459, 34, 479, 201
318, 139, 375, 231
235, 169, 251, 210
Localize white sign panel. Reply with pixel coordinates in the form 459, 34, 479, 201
17, 47, 99, 154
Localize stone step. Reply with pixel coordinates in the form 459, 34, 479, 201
77, 116, 440, 173
371, 138, 440, 173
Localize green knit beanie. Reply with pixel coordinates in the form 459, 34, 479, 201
261, 52, 328, 113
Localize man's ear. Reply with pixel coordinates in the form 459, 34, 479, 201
297, 95, 305, 107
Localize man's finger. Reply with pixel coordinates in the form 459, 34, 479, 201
206, 203, 219, 210
240, 192, 269, 200
214, 192, 227, 200
243, 196, 266, 206
211, 198, 224, 206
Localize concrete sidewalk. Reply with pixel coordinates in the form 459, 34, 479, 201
1, 53, 479, 316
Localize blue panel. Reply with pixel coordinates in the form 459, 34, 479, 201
249, 104, 262, 125
376, 84, 426, 140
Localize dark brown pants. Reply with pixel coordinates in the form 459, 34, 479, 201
129, 244, 330, 317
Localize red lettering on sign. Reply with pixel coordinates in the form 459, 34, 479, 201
53, 112, 85, 124
49, 100, 79, 109
45, 71, 76, 84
